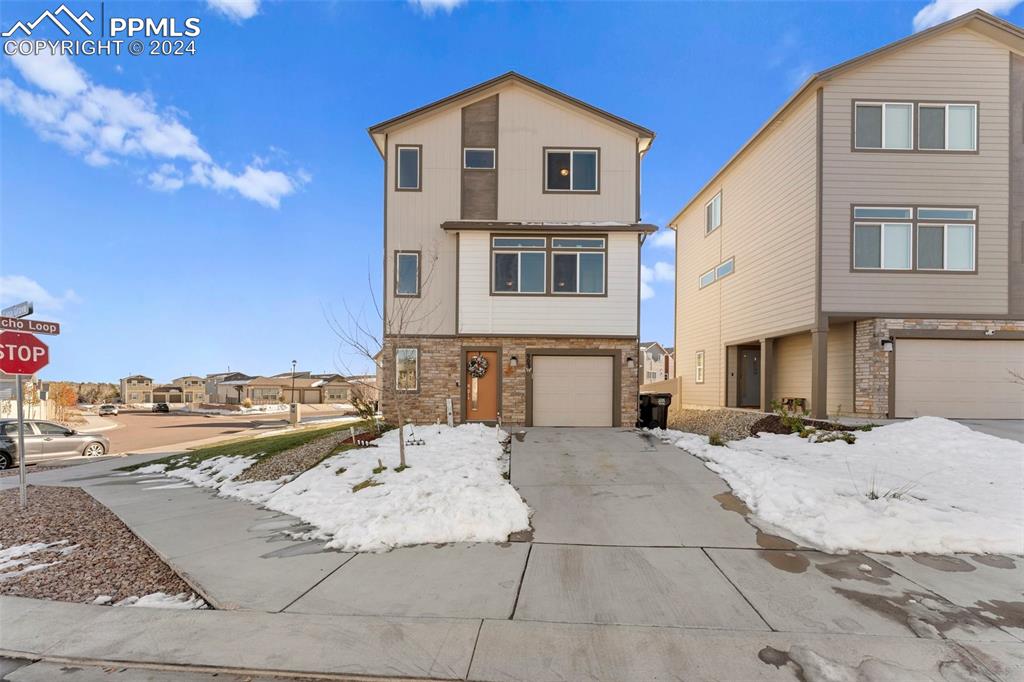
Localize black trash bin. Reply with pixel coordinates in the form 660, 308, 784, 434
639, 392, 672, 430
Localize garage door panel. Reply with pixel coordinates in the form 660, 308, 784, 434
532, 356, 614, 427
895, 339, 1024, 419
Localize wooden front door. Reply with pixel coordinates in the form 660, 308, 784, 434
465, 350, 499, 422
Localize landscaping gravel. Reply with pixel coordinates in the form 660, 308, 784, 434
0, 486, 195, 604
667, 408, 765, 441
236, 430, 357, 482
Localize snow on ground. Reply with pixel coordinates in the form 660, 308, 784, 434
181, 404, 290, 416
655, 417, 1024, 555
0, 541, 76, 580
97, 592, 207, 609
137, 424, 531, 552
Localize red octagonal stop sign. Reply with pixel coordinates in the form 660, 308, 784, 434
0, 331, 49, 376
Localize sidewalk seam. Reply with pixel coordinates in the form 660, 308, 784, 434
277, 553, 359, 613
507, 543, 533, 621
701, 547, 775, 632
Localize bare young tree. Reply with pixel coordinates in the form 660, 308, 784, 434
326, 249, 442, 470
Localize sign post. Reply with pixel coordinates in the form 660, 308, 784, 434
0, 302, 55, 509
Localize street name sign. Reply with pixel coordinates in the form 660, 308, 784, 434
0, 331, 49, 376
1, 301, 33, 319
0, 316, 60, 336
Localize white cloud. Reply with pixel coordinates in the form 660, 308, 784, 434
0, 276, 81, 312
650, 228, 675, 249
207, 0, 260, 21
913, 0, 1022, 31
0, 50, 306, 208
653, 261, 674, 282
410, 0, 468, 15
640, 265, 655, 300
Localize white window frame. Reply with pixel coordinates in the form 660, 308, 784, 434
395, 251, 420, 297
918, 103, 977, 151
854, 102, 914, 150
695, 351, 705, 384
463, 147, 496, 170
916, 223, 976, 272
492, 250, 547, 295
396, 145, 421, 190
544, 148, 599, 193
705, 192, 722, 234
853, 222, 913, 271
395, 348, 419, 392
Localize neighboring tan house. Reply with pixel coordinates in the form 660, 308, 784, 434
368, 72, 655, 426
119, 375, 153, 403
205, 372, 252, 404
171, 375, 205, 403
152, 384, 183, 404
670, 10, 1024, 420
640, 341, 674, 384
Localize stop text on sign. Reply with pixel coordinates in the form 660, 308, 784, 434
0, 316, 60, 336
0, 331, 50, 376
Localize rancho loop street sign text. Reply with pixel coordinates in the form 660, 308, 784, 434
0, 331, 50, 376
0, 316, 60, 335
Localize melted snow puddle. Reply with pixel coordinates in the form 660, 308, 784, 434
758, 644, 994, 681
0, 541, 77, 580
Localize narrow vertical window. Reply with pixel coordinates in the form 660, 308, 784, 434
396, 146, 420, 190
695, 351, 705, 384
395, 251, 420, 296
705, 193, 722, 234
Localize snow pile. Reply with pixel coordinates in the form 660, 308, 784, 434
136, 424, 531, 552
106, 592, 207, 609
181, 404, 290, 416
0, 541, 76, 580
656, 417, 1024, 555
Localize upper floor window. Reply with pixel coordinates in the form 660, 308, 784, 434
544, 149, 599, 192
395, 251, 420, 296
705, 192, 722, 234
855, 102, 912, 150
852, 205, 975, 272
698, 257, 735, 289
551, 237, 605, 294
464, 148, 496, 170
492, 237, 545, 294
396, 145, 421, 191
919, 104, 976, 151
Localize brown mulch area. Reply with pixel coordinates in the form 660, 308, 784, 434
748, 414, 850, 437
0, 485, 194, 604
0, 463, 71, 478
235, 430, 356, 482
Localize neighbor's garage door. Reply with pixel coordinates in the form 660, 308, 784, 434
531, 355, 614, 426
895, 339, 1024, 419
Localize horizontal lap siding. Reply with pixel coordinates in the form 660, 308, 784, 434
458, 231, 638, 336
821, 29, 1010, 315
674, 94, 818, 407
827, 322, 854, 414
772, 332, 812, 405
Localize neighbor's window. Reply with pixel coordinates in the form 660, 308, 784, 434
395, 251, 420, 296
493, 237, 546, 294
916, 207, 976, 271
698, 268, 716, 289
695, 351, 705, 384
551, 237, 605, 294
705, 192, 722, 234
395, 348, 418, 391
464, 148, 496, 169
715, 258, 734, 280
396, 145, 420, 190
919, 104, 976, 151
855, 102, 912, 150
545, 149, 599, 192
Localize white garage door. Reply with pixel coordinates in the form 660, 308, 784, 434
895, 339, 1024, 419
532, 355, 614, 427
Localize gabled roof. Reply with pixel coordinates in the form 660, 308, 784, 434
669, 10, 1024, 227
640, 341, 668, 355
367, 71, 655, 157
122, 374, 152, 381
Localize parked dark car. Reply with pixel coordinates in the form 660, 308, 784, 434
151, 403, 170, 413
0, 420, 110, 469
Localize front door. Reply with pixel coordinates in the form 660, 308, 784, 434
738, 348, 761, 408
465, 350, 499, 422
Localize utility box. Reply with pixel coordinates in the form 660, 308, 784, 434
289, 403, 301, 425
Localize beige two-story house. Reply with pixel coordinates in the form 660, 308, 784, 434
369, 73, 655, 426
671, 10, 1024, 420
119, 375, 153, 404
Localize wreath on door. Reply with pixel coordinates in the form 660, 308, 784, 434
467, 354, 489, 378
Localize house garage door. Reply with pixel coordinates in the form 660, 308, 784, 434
531, 355, 614, 426
894, 339, 1024, 419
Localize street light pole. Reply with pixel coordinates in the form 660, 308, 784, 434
291, 359, 297, 402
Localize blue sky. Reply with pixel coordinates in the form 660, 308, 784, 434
2, 0, 1021, 382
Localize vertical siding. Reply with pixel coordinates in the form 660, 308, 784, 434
821, 29, 1010, 314
827, 322, 854, 414
458, 231, 638, 336
772, 332, 812, 405
674, 94, 819, 407
498, 85, 638, 223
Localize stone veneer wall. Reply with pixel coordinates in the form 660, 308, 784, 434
854, 318, 1024, 417
380, 336, 639, 426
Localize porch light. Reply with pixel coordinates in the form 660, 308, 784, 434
509, 355, 519, 368
880, 338, 894, 353
626, 357, 635, 369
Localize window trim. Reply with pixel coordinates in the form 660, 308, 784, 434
698, 256, 735, 289
394, 347, 419, 392
852, 100, 980, 154
705, 192, 722, 235
395, 144, 422, 191
463, 147, 496, 170
917, 222, 976, 272
488, 234, 608, 297
695, 351, 705, 384
849, 204, 979, 274
853, 222, 912, 271
542, 147, 601, 194
491, 250, 547, 295
393, 250, 421, 298
918, 103, 978, 152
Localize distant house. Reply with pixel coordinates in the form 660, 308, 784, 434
119, 375, 153, 403
205, 372, 252, 404
152, 384, 184, 404
639, 342, 674, 384
171, 375, 205, 403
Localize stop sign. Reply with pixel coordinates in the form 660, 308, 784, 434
0, 331, 49, 375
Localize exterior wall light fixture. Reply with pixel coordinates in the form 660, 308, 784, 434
509, 355, 519, 368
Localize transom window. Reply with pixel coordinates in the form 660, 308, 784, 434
705, 192, 722, 234
491, 236, 606, 295
464, 148, 496, 169
852, 205, 976, 272
544, 149, 599, 192
396, 145, 421, 190
395, 251, 420, 296
395, 348, 418, 391
855, 102, 913, 150
919, 104, 976, 151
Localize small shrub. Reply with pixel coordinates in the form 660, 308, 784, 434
852, 423, 879, 432
813, 430, 857, 444
372, 459, 387, 474
798, 426, 816, 439
352, 478, 382, 493
241, 398, 253, 408
393, 464, 410, 473
334, 466, 347, 475
708, 433, 726, 447
771, 400, 806, 434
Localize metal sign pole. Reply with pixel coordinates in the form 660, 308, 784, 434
16, 374, 27, 508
